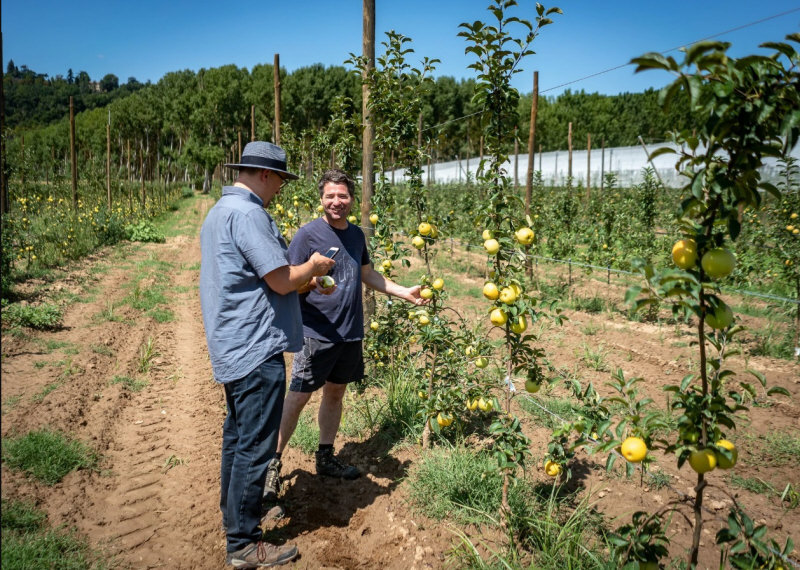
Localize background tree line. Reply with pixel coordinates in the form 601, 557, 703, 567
3, 60, 694, 189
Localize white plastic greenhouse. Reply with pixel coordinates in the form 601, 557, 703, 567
386, 142, 800, 188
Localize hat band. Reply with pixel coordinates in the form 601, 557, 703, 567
240, 155, 287, 170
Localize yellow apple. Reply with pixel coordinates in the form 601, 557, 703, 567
715, 439, 738, 469
499, 287, 517, 304
482, 229, 493, 241
483, 282, 499, 300
475, 356, 488, 369
412, 235, 425, 249
318, 275, 335, 288
515, 227, 534, 246
484, 239, 500, 255
369, 213, 379, 225
432, 278, 444, 290
369, 320, 379, 331
490, 308, 508, 326
544, 460, 561, 477
420, 288, 434, 300
672, 238, 698, 269
510, 314, 527, 334
418, 222, 432, 236
688, 448, 717, 474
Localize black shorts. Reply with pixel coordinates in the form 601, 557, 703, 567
289, 338, 365, 393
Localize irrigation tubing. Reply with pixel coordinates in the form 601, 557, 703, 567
456, 240, 800, 306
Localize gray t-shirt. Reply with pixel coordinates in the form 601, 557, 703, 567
199, 186, 302, 383
288, 217, 370, 342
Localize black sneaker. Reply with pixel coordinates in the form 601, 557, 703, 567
262, 458, 282, 502
315, 448, 361, 479
225, 541, 298, 568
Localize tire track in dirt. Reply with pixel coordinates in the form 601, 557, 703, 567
80, 199, 226, 568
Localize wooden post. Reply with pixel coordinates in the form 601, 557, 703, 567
513, 126, 519, 189
427, 143, 432, 186
417, 112, 423, 150
140, 143, 146, 210
70, 96, 78, 209
466, 134, 470, 181
251, 105, 255, 142
0, 29, 7, 216
601, 137, 605, 192
525, 71, 538, 213
273, 54, 281, 145
106, 110, 111, 208
586, 133, 591, 200
360, 0, 375, 232
361, 0, 376, 320
567, 121, 573, 181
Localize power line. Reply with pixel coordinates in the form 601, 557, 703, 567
541, 7, 800, 94
422, 8, 800, 135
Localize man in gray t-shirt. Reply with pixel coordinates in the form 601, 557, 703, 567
262, 169, 427, 501
199, 141, 334, 569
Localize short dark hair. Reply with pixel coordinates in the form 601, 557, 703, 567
318, 169, 354, 198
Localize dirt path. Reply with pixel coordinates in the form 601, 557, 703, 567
2, 196, 798, 569
1, 197, 451, 569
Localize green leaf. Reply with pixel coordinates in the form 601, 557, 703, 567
746, 369, 766, 386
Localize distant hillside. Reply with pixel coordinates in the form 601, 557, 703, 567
3, 61, 148, 129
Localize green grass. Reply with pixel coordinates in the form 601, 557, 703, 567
2, 303, 63, 330
645, 467, 672, 490
579, 343, 609, 372
570, 295, 607, 314
1, 428, 98, 485
31, 381, 63, 403
1, 498, 110, 569
2, 395, 22, 415
35, 339, 73, 353
288, 410, 319, 455
518, 395, 580, 430
137, 337, 159, 374
727, 474, 776, 496
741, 431, 800, 467
110, 375, 148, 393
748, 322, 796, 360
148, 307, 174, 322
408, 445, 612, 569
90, 344, 114, 357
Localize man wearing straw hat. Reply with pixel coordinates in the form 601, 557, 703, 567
200, 141, 335, 567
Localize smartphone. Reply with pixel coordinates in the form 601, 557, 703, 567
323, 247, 339, 259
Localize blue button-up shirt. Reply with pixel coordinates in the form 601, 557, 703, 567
199, 186, 302, 383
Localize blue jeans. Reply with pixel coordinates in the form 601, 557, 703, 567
220, 354, 285, 552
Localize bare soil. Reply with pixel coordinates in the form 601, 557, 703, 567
2, 195, 798, 569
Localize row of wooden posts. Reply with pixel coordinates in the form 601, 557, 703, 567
0, 1, 640, 221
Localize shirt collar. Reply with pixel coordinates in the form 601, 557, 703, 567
223, 184, 264, 207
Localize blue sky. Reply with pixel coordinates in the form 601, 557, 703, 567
3, 1, 799, 96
